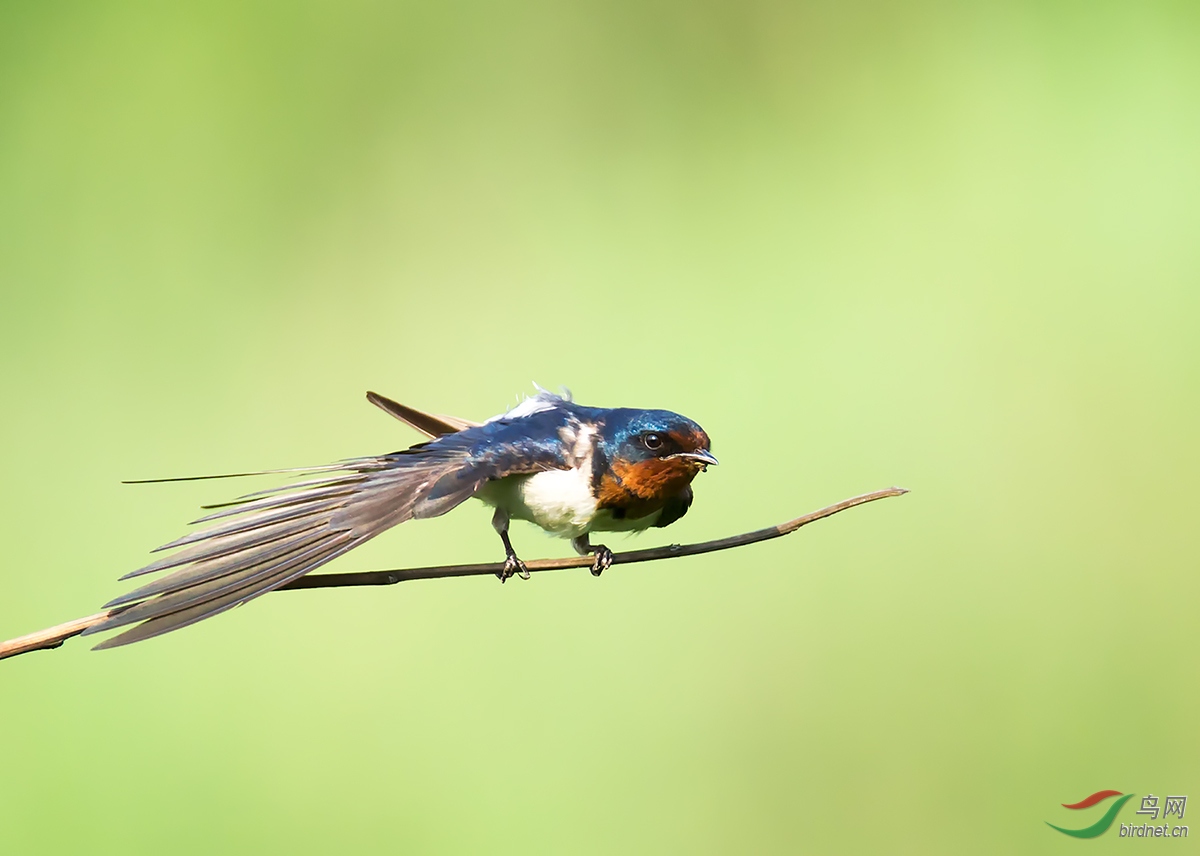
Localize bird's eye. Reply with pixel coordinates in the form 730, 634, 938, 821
643, 432, 663, 450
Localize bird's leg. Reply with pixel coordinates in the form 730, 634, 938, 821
571, 534, 614, 577
492, 507, 529, 582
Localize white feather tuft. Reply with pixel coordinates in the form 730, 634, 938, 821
488, 384, 573, 422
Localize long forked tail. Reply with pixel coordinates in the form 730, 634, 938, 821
121, 463, 348, 485
87, 450, 483, 649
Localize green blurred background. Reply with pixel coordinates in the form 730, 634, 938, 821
2, 2, 1196, 853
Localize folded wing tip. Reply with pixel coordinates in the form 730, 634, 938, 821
101, 592, 141, 609
90, 631, 137, 651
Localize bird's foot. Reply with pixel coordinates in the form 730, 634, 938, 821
590, 544, 614, 577
498, 553, 530, 583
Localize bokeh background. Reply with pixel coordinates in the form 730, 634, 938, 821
2, 2, 1197, 853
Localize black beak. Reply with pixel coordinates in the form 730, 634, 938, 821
678, 449, 719, 467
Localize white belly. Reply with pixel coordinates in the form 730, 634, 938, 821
475, 470, 663, 540
475, 469, 599, 538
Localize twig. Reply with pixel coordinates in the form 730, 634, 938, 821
0, 487, 906, 661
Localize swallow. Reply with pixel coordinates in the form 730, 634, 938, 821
85, 388, 717, 648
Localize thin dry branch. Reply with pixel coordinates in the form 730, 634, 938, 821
0, 487, 906, 661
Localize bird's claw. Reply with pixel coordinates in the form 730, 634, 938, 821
590, 545, 614, 577
498, 554, 529, 583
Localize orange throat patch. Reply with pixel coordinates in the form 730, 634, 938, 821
597, 457, 702, 519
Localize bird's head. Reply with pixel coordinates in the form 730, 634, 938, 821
597, 408, 716, 504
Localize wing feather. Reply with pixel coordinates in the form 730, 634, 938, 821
188, 484, 361, 525
117, 514, 335, 581
93, 536, 361, 649
92, 403, 580, 648
107, 529, 333, 606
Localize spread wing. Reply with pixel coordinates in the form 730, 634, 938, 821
87, 411, 574, 649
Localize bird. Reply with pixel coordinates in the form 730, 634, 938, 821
84, 388, 717, 649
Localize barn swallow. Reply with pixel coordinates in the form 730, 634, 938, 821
85, 388, 716, 648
